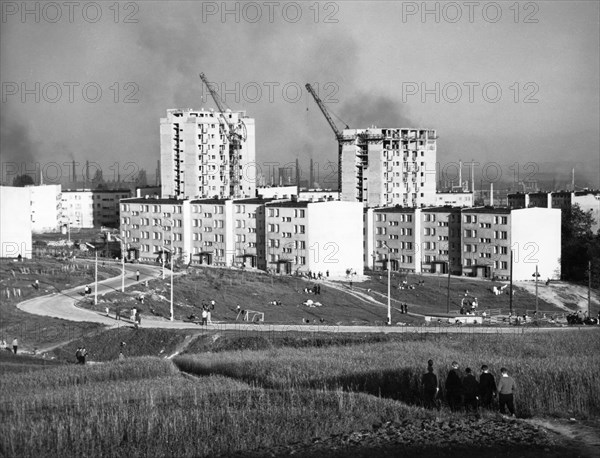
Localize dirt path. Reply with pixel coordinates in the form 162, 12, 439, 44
517, 281, 599, 313
524, 418, 600, 457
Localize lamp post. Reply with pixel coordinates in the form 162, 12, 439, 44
382, 243, 392, 325
534, 265, 539, 315
163, 218, 174, 322
85, 243, 98, 305
446, 261, 451, 314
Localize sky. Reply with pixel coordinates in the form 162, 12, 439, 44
1, 1, 599, 189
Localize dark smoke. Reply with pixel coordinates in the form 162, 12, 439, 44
0, 113, 40, 184
340, 93, 412, 129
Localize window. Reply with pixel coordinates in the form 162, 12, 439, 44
268, 224, 279, 233
282, 232, 292, 238
235, 220, 245, 228
282, 216, 292, 222
268, 208, 280, 217
269, 239, 280, 248
375, 213, 386, 222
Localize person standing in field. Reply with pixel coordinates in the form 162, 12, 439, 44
462, 368, 479, 414
136, 270, 140, 281
445, 361, 463, 411
422, 366, 440, 409
479, 365, 497, 408
497, 367, 517, 417
12, 338, 18, 354
201, 309, 208, 326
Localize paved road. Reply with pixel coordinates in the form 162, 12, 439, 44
16, 264, 599, 335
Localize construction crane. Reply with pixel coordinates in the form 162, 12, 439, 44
199, 72, 247, 198
305, 83, 349, 192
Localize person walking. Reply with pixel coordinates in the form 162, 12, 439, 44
462, 368, 480, 414
422, 366, 440, 409
445, 361, 463, 411
12, 338, 18, 354
201, 309, 208, 326
479, 365, 497, 408
136, 270, 140, 281
497, 367, 517, 417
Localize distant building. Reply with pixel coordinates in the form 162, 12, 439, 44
135, 186, 161, 198
160, 108, 256, 199
508, 189, 600, 232
435, 191, 474, 208
62, 189, 131, 229
341, 128, 437, 207
0, 186, 32, 258
26, 184, 62, 233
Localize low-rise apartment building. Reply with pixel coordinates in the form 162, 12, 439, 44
264, 200, 363, 276
63, 189, 131, 229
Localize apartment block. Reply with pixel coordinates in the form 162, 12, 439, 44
0, 186, 32, 258
341, 128, 437, 207
27, 184, 62, 233
189, 198, 233, 267
420, 207, 462, 274
232, 198, 271, 270
120, 197, 191, 263
265, 200, 363, 276
460, 207, 561, 281
160, 108, 256, 199
364, 206, 561, 280
366, 207, 421, 273
62, 189, 131, 229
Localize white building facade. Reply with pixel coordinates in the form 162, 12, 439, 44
27, 184, 62, 233
0, 187, 32, 258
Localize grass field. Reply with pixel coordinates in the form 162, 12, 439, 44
1, 330, 598, 457
0, 257, 122, 350
74, 265, 569, 327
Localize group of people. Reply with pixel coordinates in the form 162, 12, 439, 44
75, 346, 88, 364
399, 303, 409, 314
303, 285, 322, 295
1, 338, 18, 354
130, 308, 142, 328
422, 360, 517, 417
307, 270, 328, 280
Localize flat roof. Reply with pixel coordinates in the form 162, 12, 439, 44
373, 206, 416, 213
190, 198, 229, 205
462, 206, 512, 214
265, 200, 308, 208
422, 206, 462, 213
234, 197, 276, 204
121, 197, 185, 204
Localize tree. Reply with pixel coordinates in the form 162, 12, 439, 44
561, 204, 599, 286
12, 174, 34, 187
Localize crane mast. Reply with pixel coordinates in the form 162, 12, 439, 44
200, 72, 242, 198
305, 83, 348, 193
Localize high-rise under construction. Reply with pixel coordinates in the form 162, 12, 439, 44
340, 128, 437, 207
160, 108, 256, 199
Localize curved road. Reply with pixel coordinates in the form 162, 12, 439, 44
17, 264, 599, 335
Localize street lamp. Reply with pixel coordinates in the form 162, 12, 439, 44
162, 218, 175, 322
85, 243, 98, 305
532, 265, 540, 315
382, 243, 392, 325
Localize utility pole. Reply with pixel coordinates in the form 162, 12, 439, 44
509, 250, 514, 317
387, 256, 391, 325
535, 264, 539, 315
588, 261, 592, 317
446, 262, 451, 314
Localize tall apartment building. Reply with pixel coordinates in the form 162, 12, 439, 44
341, 128, 437, 207
62, 189, 131, 229
160, 108, 256, 199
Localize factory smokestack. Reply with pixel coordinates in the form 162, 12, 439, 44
470, 160, 475, 193
490, 182, 494, 206
459, 159, 462, 191
72, 160, 76, 184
